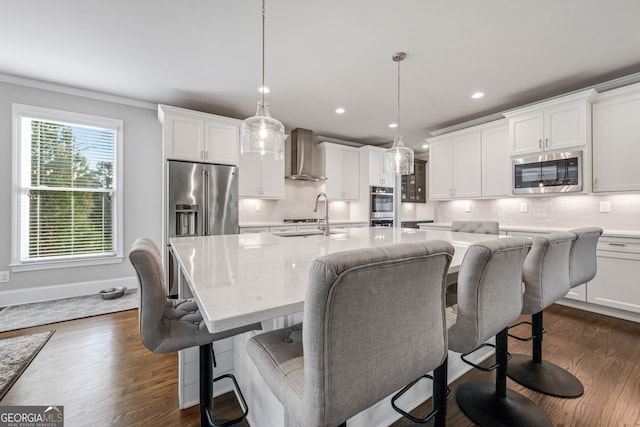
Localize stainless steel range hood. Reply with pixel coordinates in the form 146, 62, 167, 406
286, 128, 326, 181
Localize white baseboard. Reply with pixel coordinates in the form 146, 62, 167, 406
557, 298, 640, 323
0, 276, 139, 306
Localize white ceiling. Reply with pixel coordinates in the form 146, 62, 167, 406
2, 1, 640, 152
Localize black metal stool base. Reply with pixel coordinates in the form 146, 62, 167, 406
507, 353, 584, 398
456, 380, 552, 427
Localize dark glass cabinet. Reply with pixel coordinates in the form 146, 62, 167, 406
401, 159, 427, 203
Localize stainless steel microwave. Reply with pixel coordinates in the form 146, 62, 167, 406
513, 151, 582, 195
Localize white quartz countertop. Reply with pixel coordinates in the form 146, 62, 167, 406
170, 227, 500, 333
418, 222, 640, 239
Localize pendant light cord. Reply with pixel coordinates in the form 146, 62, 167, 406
261, 0, 266, 107
396, 60, 401, 140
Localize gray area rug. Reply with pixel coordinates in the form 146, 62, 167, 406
0, 330, 55, 400
0, 290, 138, 333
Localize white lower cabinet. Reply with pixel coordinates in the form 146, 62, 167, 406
586, 237, 640, 313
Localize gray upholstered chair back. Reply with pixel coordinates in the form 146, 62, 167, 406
301, 241, 454, 426
567, 227, 603, 288
451, 220, 500, 235
129, 237, 233, 354
448, 237, 531, 353
522, 232, 576, 315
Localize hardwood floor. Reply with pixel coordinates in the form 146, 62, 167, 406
1, 304, 639, 426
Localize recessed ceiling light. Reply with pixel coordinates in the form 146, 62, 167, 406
389, 123, 398, 128
471, 92, 484, 99
335, 107, 345, 114
258, 86, 270, 93
422, 143, 429, 149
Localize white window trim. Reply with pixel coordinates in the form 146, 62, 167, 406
11, 103, 124, 272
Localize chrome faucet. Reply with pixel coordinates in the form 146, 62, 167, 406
312, 192, 330, 236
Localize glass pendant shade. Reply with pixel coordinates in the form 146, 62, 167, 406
384, 52, 415, 175
240, 102, 286, 160
384, 136, 414, 175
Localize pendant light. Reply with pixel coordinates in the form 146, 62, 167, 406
240, 0, 286, 160
383, 52, 414, 175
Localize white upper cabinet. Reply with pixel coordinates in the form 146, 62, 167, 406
361, 145, 394, 187
481, 122, 511, 197
592, 83, 640, 193
503, 89, 596, 156
239, 157, 285, 199
159, 104, 239, 166
428, 131, 481, 200
317, 142, 360, 200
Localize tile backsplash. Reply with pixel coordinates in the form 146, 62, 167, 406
239, 180, 351, 223
436, 194, 640, 231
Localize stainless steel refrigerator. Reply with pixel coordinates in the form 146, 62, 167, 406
166, 160, 238, 295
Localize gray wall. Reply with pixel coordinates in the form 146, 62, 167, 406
0, 80, 162, 297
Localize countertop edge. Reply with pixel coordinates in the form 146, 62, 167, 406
417, 222, 640, 238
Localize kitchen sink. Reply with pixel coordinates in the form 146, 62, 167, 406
272, 230, 345, 237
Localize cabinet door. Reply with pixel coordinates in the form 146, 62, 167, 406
368, 149, 383, 186
509, 111, 543, 155
165, 115, 204, 161
544, 102, 587, 151
238, 156, 261, 197
452, 133, 482, 198
429, 141, 453, 200
204, 121, 239, 166
593, 93, 640, 192
482, 124, 511, 197
322, 147, 344, 200
341, 150, 360, 200
260, 159, 285, 199
587, 253, 640, 313
368, 148, 394, 187
414, 161, 427, 202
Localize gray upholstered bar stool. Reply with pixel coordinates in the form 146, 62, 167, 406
447, 220, 499, 307
568, 227, 603, 290
448, 237, 552, 427
128, 237, 261, 427
507, 232, 581, 397
450, 220, 500, 235
246, 241, 454, 427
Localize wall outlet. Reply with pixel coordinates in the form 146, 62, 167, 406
520, 203, 529, 213
600, 201, 612, 213
464, 202, 471, 213
0, 271, 9, 283
255, 201, 262, 212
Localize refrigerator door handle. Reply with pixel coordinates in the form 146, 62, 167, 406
202, 169, 209, 235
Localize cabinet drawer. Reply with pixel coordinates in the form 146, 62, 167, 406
597, 236, 640, 257
269, 226, 296, 233
239, 226, 269, 234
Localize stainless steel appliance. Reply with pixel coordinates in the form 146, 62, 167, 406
370, 186, 394, 226
166, 160, 238, 295
513, 151, 582, 195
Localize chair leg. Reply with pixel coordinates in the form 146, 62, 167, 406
432, 359, 447, 427
507, 311, 584, 398
455, 329, 553, 427
391, 358, 449, 425
199, 344, 250, 427
200, 344, 216, 427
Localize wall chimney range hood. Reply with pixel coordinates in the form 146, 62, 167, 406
286, 128, 326, 181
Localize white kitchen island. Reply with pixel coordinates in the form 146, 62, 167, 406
170, 227, 501, 426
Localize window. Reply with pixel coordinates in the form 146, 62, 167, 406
12, 104, 123, 271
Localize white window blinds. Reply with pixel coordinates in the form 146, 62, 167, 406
13, 104, 123, 266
